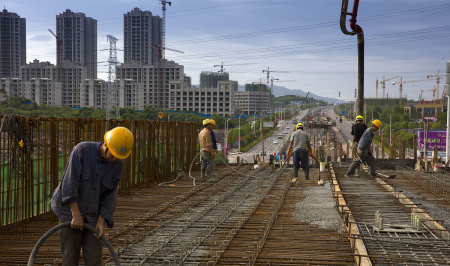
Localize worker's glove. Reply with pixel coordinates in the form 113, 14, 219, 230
287, 150, 292, 157
309, 150, 314, 158
211, 149, 215, 159
357, 150, 362, 156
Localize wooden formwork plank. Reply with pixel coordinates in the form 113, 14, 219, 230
329, 164, 372, 266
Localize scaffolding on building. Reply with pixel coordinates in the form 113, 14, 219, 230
200, 71, 229, 88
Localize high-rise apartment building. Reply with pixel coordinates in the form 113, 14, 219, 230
124, 8, 162, 65
56, 9, 97, 78
0, 8, 26, 78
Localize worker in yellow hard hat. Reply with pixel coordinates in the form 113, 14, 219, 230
345, 119, 381, 179
50, 126, 133, 265
351, 115, 367, 176
287, 122, 313, 180
199, 119, 217, 183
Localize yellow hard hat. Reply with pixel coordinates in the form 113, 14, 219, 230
210, 119, 216, 126
296, 123, 304, 130
355, 115, 364, 122
372, 119, 382, 129
203, 119, 211, 126
104, 127, 134, 160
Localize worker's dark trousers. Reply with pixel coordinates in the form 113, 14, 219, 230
347, 152, 376, 176
59, 219, 102, 266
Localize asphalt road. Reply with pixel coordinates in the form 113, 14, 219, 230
227, 109, 310, 163
326, 108, 353, 142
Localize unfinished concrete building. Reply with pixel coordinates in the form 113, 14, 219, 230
200, 71, 229, 88
169, 80, 235, 116
0, 8, 26, 78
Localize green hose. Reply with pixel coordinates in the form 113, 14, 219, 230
28, 222, 120, 266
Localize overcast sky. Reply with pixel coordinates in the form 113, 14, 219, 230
6, 0, 450, 101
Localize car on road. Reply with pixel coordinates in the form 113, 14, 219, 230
284, 130, 288, 134
258, 151, 267, 156
273, 140, 278, 144
286, 126, 290, 129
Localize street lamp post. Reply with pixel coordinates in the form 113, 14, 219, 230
168, 113, 171, 121
384, 114, 392, 145
238, 116, 241, 153
225, 118, 231, 160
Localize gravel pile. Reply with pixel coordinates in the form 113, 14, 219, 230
294, 181, 347, 234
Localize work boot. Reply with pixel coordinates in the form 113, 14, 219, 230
304, 168, 310, 180
293, 167, 299, 178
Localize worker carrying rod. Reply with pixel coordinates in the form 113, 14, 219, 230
287, 123, 314, 180
351, 115, 367, 175
199, 119, 218, 183
49, 126, 134, 266
345, 120, 381, 178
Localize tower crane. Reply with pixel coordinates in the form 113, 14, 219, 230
214, 62, 255, 73
427, 70, 446, 100
379, 76, 398, 99
160, 1, 171, 60
262, 67, 288, 88
153, 44, 184, 109
427, 86, 437, 101
48, 29, 63, 82
392, 76, 434, 105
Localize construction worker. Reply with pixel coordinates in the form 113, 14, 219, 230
345, 120, 381, 178
287, 123, 313, 180
199, 119, 217, 183
351, 115, 367, 174
50, 126, 133, 266
209, 119, 219, 176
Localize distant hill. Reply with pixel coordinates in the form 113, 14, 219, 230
192, 84, 346, 104
237, 84, 346, 104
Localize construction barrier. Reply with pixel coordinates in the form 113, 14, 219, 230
0, 114, 201, 233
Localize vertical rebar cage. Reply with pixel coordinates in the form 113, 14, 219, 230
0, 115, 201, 233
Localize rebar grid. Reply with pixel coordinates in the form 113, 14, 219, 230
109, 167, 275, 265
333, 167, 450, 265
394, 166, 450, 203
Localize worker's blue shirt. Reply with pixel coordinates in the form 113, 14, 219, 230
357, 128, 374, 157
211, 130, 218, 150
49, 142, 123, 228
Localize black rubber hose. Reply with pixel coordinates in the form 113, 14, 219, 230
28, 222, 120, 266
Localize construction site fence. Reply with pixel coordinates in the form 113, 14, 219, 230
0, 114, 201, 233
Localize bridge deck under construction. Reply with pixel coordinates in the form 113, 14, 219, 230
2, 163, 450, 265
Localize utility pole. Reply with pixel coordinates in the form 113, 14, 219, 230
340, 0, 364, 116
106, 35, 119, 120
445, 60, 450, 161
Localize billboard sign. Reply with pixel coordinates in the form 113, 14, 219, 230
263, 122, 274, 127
419, 131, 446, 150
341, 111, 348, 114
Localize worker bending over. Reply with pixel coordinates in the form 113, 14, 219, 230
287, 123, 313, 180
351, 115, 367, 174
345, 120, 381, 178
50, 126, 133, 266
199, 119, 217, 183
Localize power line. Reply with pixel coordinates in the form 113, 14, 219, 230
175, 32, 450, 65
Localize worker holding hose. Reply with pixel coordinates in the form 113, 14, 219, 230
287, 123, 313, 180
49, 127, 133, 266
345, 120, 381, 178
199, 119, 217, 183
351, 115, 367, 175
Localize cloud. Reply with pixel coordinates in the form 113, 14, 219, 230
28, 34, 53, 41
